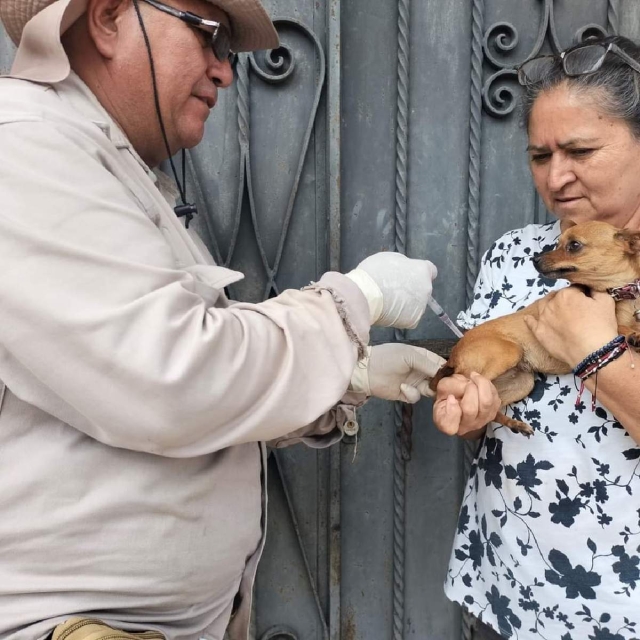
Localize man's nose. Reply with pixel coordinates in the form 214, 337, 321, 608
207, 55, 234, 89
547, 154, 575, 192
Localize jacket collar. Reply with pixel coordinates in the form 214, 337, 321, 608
54, 70, 157, 179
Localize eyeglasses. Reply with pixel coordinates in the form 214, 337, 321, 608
138, 0, 234, 63
517, 41, 640, 86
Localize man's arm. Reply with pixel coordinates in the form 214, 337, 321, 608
0, 120, 370, 456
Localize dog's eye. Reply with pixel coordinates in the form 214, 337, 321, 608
566, 240, 583, 253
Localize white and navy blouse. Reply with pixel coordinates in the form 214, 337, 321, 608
445, 221, 640, 640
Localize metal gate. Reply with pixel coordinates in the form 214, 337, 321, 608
3, 1, 640, 638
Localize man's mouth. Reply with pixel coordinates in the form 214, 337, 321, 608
194, 95, 216, 109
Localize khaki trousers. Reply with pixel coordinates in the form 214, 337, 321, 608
53, 618, 165, 640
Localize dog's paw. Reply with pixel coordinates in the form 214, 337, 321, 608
495, 411, 535, 436
510, 423, 534, 437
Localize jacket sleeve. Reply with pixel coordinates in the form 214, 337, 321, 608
0, 120, 370, 457
268, 390, 368, 449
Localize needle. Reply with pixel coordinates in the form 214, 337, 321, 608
427, 297, 464, 339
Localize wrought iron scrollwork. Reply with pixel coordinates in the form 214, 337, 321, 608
465, 0, 621, 303
481, 22, 518, 118
481, 0, 620, 119
192, 18, 326, 302
249, 43, 296, 84
483, 21, 519, 69
259, 625, 298, 640
482, 69, 518, 118
244, 19, 325, 301
249, 18, 326, 299
574, 23, 609, 45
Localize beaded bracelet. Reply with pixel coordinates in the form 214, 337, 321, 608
576, 342, 628, 380
573, 335, 626, 377
573, 335, 632, 411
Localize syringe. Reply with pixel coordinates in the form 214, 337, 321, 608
427, 297, 464, 339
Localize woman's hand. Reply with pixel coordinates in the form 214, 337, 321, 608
524, 287, 619, 367
433, 372, 501, 438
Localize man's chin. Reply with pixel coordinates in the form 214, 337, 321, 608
179, 127, 206, 151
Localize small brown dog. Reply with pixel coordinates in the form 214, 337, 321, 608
430, 220, 640, 434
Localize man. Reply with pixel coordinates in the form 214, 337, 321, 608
0, 0, 443, 638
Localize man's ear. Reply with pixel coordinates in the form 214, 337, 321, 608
85, 0, 131, 58
614, 229, 640, 255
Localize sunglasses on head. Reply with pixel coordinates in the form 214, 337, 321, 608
517, 40, 640, 86
138, 0, 234, 63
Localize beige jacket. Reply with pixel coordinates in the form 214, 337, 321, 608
0, 73, 369, 640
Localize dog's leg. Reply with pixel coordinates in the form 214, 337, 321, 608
492, 370, 536, 436
434, 338, 537, 435
450, 337, 524, 381
494, 370, 535, 405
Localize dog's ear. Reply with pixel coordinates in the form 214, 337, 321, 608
614, 229, 640, 255
562, 219, 577, 230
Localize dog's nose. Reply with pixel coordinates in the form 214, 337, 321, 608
532, 254, 545, 274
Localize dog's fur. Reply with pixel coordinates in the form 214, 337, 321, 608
430, 220, 640, 434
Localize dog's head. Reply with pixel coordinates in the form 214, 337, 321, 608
533, 220, 640, 291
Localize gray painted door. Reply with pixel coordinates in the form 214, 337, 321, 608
2, 1, 640, 638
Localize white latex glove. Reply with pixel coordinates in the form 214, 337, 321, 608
345, 252, 437, 329
349, 343, 446, 403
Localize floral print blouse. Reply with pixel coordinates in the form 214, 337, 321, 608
445, 221, 640, 640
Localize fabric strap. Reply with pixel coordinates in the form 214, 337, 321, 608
53, 618, 165, 640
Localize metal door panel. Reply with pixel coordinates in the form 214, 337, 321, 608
3, 2, 640, 638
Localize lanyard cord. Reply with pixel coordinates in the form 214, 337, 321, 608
132, 0, 197, 228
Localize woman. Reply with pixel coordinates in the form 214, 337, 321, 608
434, 35, 640, 639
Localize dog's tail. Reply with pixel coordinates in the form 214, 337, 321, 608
428, 363, 455, 394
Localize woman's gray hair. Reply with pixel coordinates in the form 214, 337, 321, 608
521, 35, 640, 139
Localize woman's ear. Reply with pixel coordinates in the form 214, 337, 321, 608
614, 229, 640, 255
86, 0, 131, 58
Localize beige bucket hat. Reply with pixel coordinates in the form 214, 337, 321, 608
0, 0, 279, 82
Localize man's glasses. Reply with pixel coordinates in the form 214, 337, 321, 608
518, 41, 640, 86
139, 0, 234, 63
